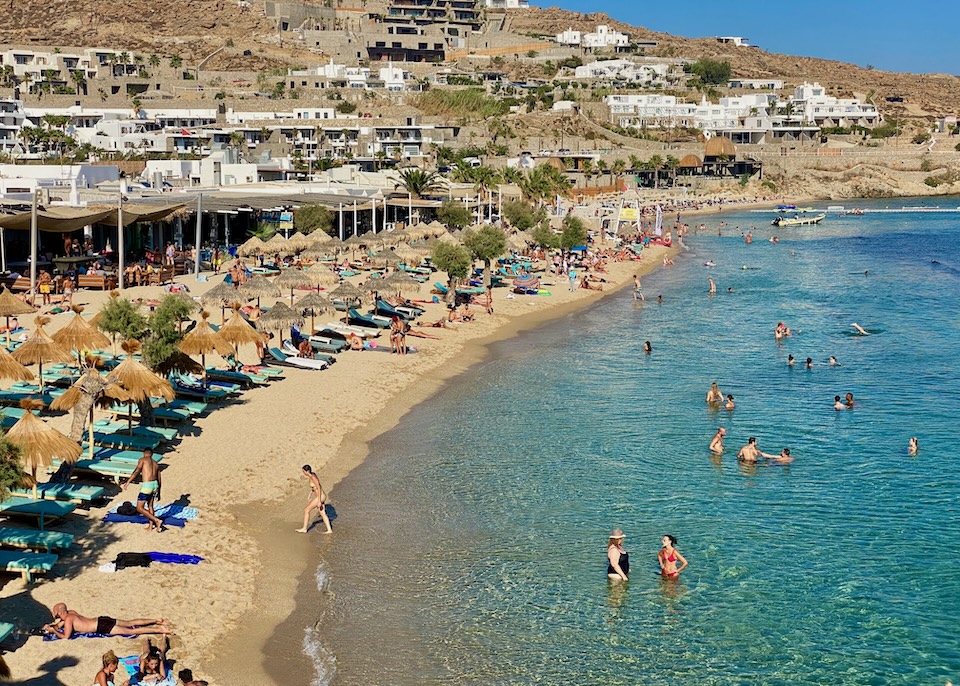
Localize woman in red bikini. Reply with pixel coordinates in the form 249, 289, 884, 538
658, 534, 688, 579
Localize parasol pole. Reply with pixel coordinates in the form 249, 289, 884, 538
117, 180, 125, 290
89, 407, 95, 459
127, 402, 133, 435
353, 200, 358, 237
1, 226, 6, 272
194, 193, 203, 280
30, 188, 38, 302
371, 197, 377, 235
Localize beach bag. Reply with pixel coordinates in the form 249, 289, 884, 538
117, 501, 139, 516
114, 552, 152, 570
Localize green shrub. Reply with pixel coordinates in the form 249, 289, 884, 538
415, 89, 507, 120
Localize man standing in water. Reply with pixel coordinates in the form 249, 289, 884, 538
737, 437, 762, 462
709, 427, 726, 454
633, 274, 644, 301
121, 449, 163, 532
297, 465, 332, 534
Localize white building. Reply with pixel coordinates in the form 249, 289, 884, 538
786, 82, 880, 128
484, 0, 528, 7
728, 78, 784, 90
716, 36, 750, 47
287, 60, 414, 92
583, 25, 630, 50
574, 59, 671, 85
0, 99, 26, 153
555, 29, 582, 46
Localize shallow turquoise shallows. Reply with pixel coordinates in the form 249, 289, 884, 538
311, 199, 960, 686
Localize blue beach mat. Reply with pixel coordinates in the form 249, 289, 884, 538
43, 631, 136, 641
103, 514, 187, 527
108, 504, 200, 520
121, 655, 176, 685
148, 552, 203, 565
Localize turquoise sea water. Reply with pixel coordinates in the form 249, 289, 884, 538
311, 200, 960, 685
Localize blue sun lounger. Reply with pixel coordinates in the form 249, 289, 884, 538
162, 400, 209, 416
0, 526, 74, 552
91, 431, 161, 451
62, 459, 137, 484
93, 420, 178, 442
347, 308, 391, 329
0, 621, 14, 644
204, 368, 270, 386
0, 549, 59, 582
12, 483, 105, 505
0, 497, 77, 531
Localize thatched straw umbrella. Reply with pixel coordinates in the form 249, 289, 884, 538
265, 233, 290, 256
237, 236, 267, 257
274, 268, 314, 305
201, 280, 245, 324
382, 269, 421, 295
0, 286, 36, 349
327, 281, 364, 322
51, 306, 111, 367
218, 307, 267, 362
108, 340, 176, 434
7, 399, 82, 498
286, 231, 312, 253
307, 230, 332, 245
52, 363, 131, 459
426, 220, 447, 237
256, 301, 303, 342
296, 293, 333, 334
374, 248, 403, 267
306, 262, 340, 290
179, 312, 235, 380
11, 317, 75, 392
153, 351, 203, 377
239, 274, 281, 307
0, 345, 34, 383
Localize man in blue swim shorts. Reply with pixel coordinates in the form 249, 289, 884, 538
121, 449, 164, 532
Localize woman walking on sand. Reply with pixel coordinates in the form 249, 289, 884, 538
297, 465, 332, 534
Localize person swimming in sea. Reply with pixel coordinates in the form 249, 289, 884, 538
844, 392, 855, 409
908, 437, 919, 455
805, 357, 813, 369
725, 394, 735, 410
834, 395, 844, 411
851, 322, 869, 335
708, 277, 716, 294
706, 383, 724, 404
643, 341, 652, 354
709, 427, 726, 454
787, 354, 795, 366
658, 535, 687, 579
829, 356, 839, 367
607, 529, 629, 581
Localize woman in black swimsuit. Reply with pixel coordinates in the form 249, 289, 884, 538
607, 529, 629, 581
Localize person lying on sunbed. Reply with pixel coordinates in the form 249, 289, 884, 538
44, 603, 171, 639
348, 333, 364, 351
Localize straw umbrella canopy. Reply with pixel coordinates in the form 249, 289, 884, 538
7, 399, 82, 492
0, 345, 33, 383
381, 269, 421, 295
327, 281, 363, 322
296, 293, 333, 333
308, 230, 332, 245
51, 307, 111, 366
201, 280, 245, 324
374, 248, 404, 266
179, 312, 235, 380
52, 363, 131, 458
239, 274, 281, 306
286, 231, 313, 253
306, 262, 340, 289
237, 236, 267, 257
256, 301, 304, 341
0, 286, 36, 349
218, 307, 267, 360
274, 268, 314, 305
107, 340, 176, 434
265, 233, 290, 255
406, 223, 433, 240
153, 351, 203, 377
11, 317, 75, 392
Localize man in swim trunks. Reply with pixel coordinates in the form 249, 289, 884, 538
737, 437, 762, 462
121, 449, 163, 532
44, 603, 171, 639
709, 427, 726, 454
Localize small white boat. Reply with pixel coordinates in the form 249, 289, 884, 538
772, 214, 826, 227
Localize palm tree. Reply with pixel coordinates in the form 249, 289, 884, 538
628, 153, 641, 170
664, 155, 680, 187
169, 55, 183, 69
581, 158, 594, 187
395, 168, 443, 199
148, 54, 161, 68
70, 69, 87, 96
648, 154, 664, 189
597, 159, 610, 186
611, 159, 626, 189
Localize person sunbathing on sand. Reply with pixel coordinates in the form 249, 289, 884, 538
851, 322, 869, 335
44, 604, 171, 639
347, 333, 364, 351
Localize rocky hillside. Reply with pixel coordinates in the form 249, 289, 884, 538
508, 7, 960, 124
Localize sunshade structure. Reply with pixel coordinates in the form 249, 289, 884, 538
406, 223, 432, 240
179, 313, 235, 380
274, 268, 314, 305
286, 232, 313, 253
7, 399, 82, 490
374, 248, 403, 266
239, 274, 281, 306
107, 340, 176, 434
327, 281, 364, 323
218, 308, 267, 362
0, 203, 186, 232
434, 231, 460, 245
307, 230, 332, 245
11, 317, 75, 392
381, 269, 421, 294
306, 263, 340, 289
506, 234, 529, 253
342, 234, 370, 255
256, 301, 303, 340
426, 221, 447, 237
296, 293, 333, 333
391, 243, 420, 264
264, 233, 290, 255
200, 280, 245, 324
51, 364, 131, 458
359, 278, 385, 296
237, 236, 267, 257
0, 345, 33, 383
0, 286, 36, 349
51, 307, 111, 366
152, 351, 203, 377
513, 274, 540, 290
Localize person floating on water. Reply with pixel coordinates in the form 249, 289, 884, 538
829, 356, 839, 367
658, 535, 687, 579
709, 427, 726, 454
607, 529, 629, 581
908, 437, 919, 455
851, 322, 869, 335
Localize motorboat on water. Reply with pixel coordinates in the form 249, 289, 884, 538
771, 213, 826, 227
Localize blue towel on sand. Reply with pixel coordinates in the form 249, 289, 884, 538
121, 655, 176, 685
103, 513, 187, 527
148, 552, 203, 565
108, 504, 199, 520
43, 631, 136, 641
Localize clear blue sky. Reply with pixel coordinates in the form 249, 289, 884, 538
549, 0, 959, 74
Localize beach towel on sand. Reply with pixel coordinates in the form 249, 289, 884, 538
121, 655, 177, 685
108, 504, 200, 520
148, 552, 203, 565
103, 513, 187, 527
43, 631, 136, 641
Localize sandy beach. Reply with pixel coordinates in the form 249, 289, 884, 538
0, 239, 673, 686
